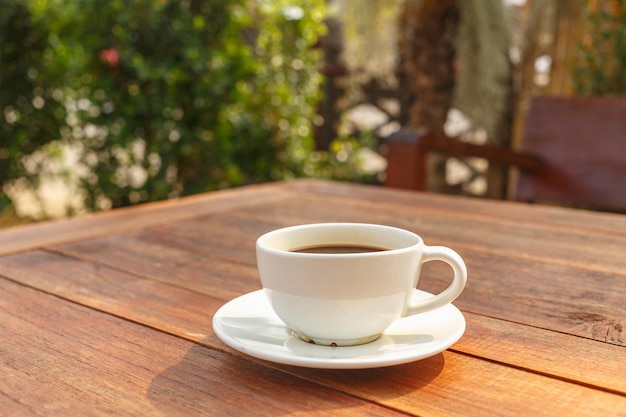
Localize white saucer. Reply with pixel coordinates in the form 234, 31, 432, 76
212, 289, 465, 369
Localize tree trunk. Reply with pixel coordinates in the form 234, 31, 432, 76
400, 0, 459, 192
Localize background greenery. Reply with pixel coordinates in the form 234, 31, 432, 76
1, 0, 327, 215
573, 0, 626, 94
3, 0, 624, 221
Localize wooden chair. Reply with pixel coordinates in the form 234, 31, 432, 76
384, 96, 626, 212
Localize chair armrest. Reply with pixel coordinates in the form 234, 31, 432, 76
384, 130, 543, 191
418, 133, 543, 170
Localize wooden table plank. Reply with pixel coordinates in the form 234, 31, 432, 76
2, 180, 625, 416
50, 227, 626, 347
83, 192, 622, 346
455, 313, 626, 394
0, 181, 296, 256
0, 250, 222, 341
419, 250, 626, 346
105, 190, 626, 277
215, 193, 626, 275
42, 181, 624, 296
49, 233, 260, 302
1, 249, 624, 399
283, 179, 626, 235
2, 263, 625, 417
0, 278, 406, 417
270, 352, 626, 417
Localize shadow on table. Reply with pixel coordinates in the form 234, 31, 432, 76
147, 339, 445, 415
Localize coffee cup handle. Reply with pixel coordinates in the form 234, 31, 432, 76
405, 245, 467, 315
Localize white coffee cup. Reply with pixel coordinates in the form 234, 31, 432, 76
256, 223, 467, 346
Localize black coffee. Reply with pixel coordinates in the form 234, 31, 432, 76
291, 245, 388, 254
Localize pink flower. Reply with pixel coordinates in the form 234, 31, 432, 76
99, 48, 120, 69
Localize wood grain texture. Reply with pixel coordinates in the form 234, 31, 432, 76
41, 235, 626, 366
117, 191, 625, 345
48, 208, 626, 347
1, 180, 625, 416
1, 248, 624, 401
455, 313, 626, 394
1, 254, 625, 417
284, 179, 626, 235
0, 278, 406, 417
225, 186, 626, 274
0, 181, 296, 256
51, 232, 261, 301
44, 186, 625, 347
270, 352, 626, 417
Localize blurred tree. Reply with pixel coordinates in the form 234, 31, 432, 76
1, 0, 326, 215
58, 0, 325, 209
0, 0, 66, 211
400, 0, 459, 192
339, 0, 512, 194
401, 0, 458, 136
60, 0, 263, 208
573, 0, 626, 94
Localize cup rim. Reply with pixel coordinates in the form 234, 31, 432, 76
256, 222, 423, 257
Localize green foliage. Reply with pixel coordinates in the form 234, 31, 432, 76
1, 0, 326, 213
0, 0, 67, 210
225, 0, 326, 186
338, 0, 400, 81
306, 134, 380, 184
573, 0, 626, 95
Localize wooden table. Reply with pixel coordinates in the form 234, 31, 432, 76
1, 179, 624, 416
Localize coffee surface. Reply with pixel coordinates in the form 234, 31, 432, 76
291, 244, 388, 254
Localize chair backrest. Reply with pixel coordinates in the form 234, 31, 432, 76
515, 96, 626, 212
